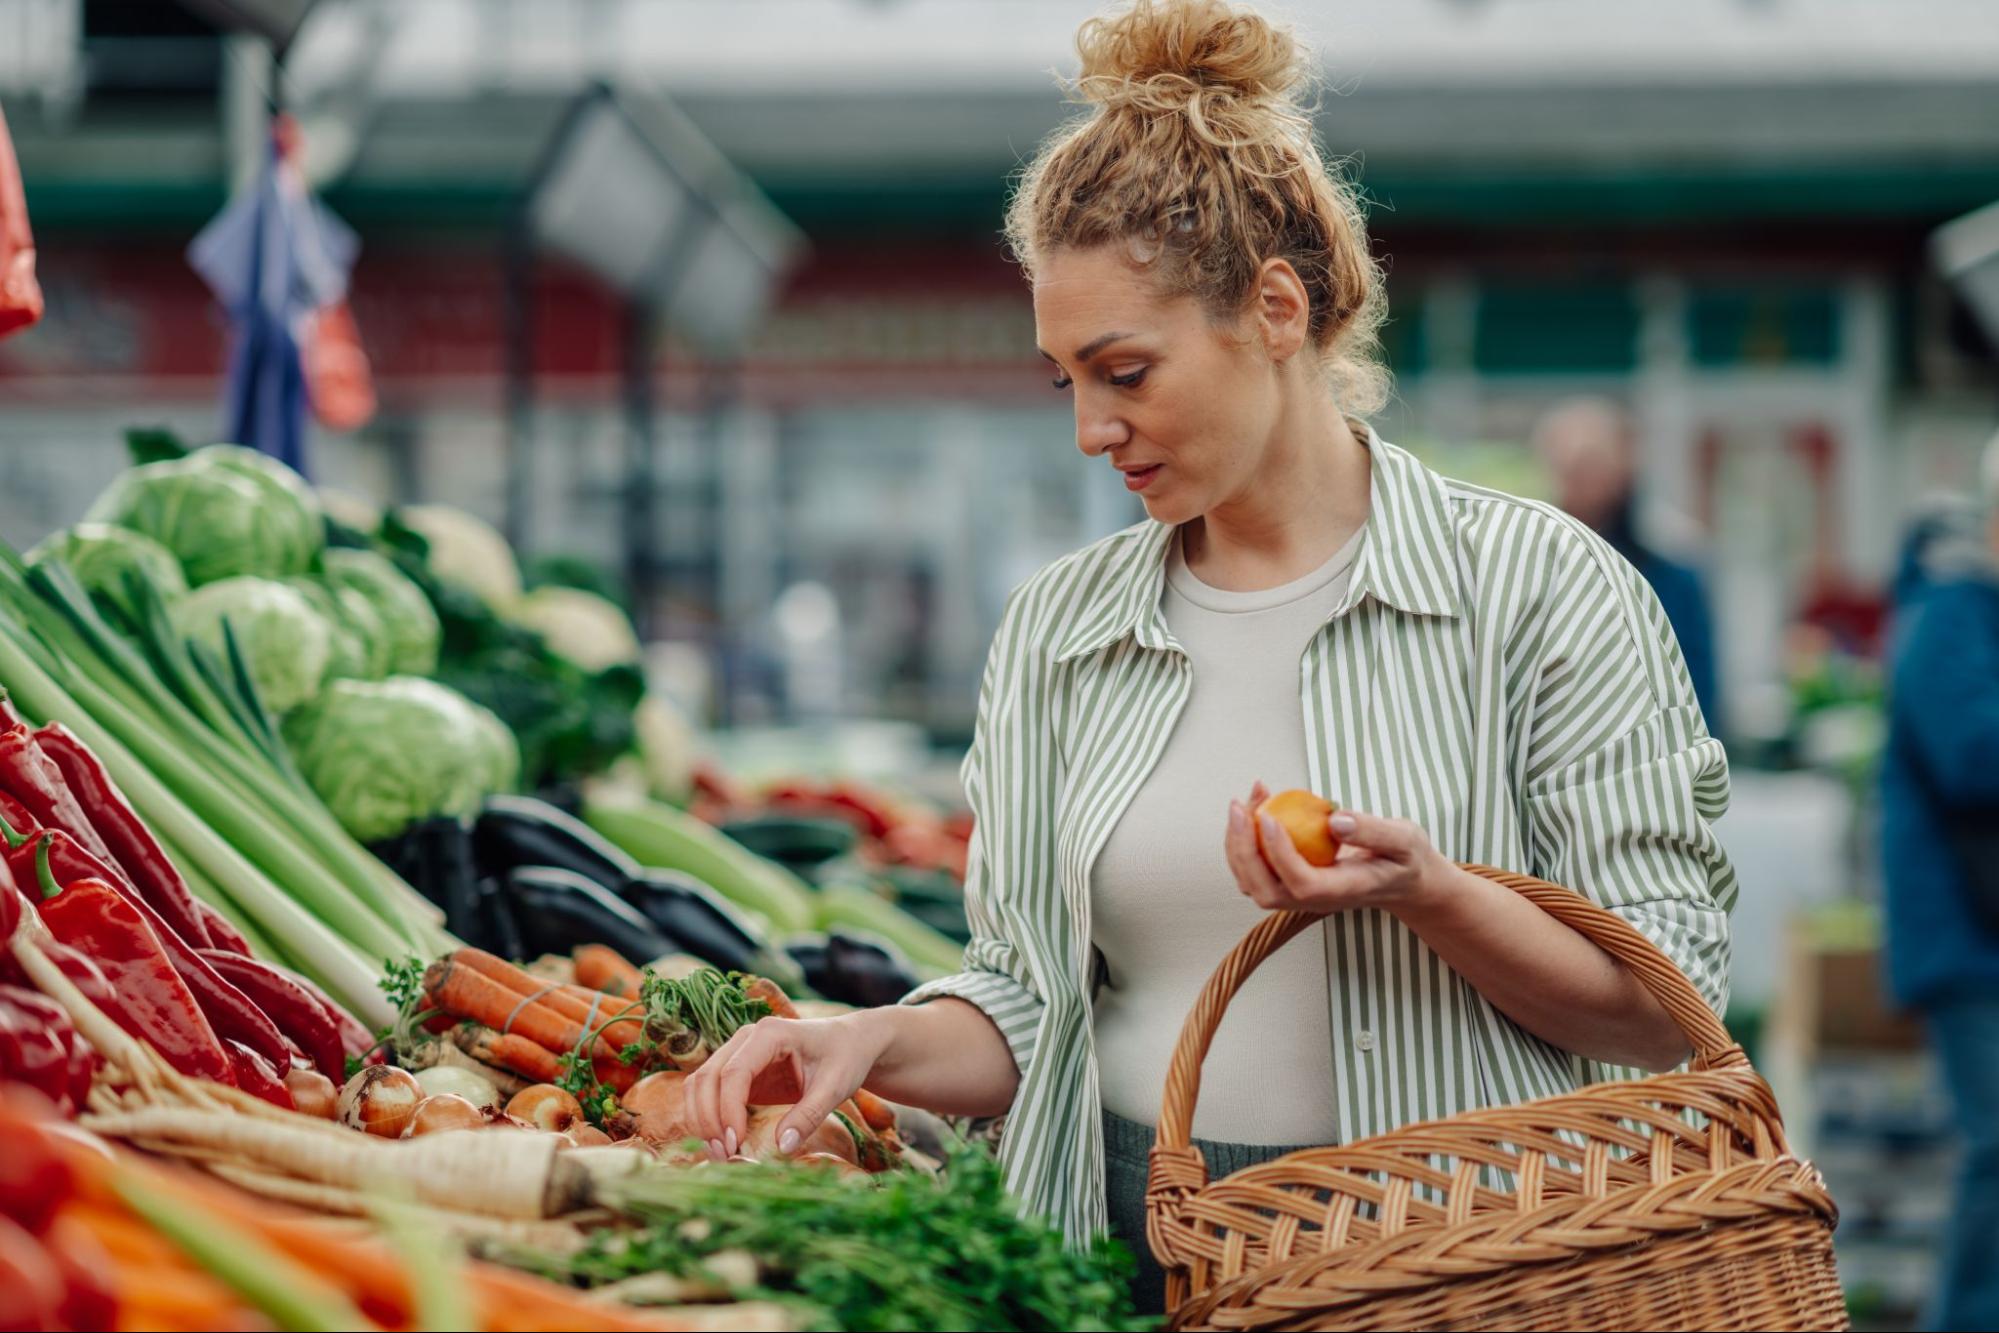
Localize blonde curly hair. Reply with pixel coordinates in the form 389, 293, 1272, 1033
1005, 0, 1390, 413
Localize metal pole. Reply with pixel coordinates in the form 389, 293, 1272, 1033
502, 210, 535, 553
623, 299, 661, 640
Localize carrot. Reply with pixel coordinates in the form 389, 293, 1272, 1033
573, 945, 644, 999
743, 974, 799, 1019
114, 1273, 258, 1332
850, 1088, 898, 1134
424, 957, 591, 1056
443, 951, 647, 1059
103, 1149, 680, 1333
460, 1028, 565, 1084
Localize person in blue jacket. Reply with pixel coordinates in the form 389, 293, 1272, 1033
1881, 452, 1999, 1333
1534, 399, 1722, 734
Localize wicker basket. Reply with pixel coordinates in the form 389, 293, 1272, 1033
1145, 864, 1847, 1332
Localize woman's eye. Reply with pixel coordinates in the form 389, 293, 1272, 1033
1110, 368, 1147, 389
1051, 375, 1072, 391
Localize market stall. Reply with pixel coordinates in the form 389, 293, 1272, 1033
0, 433, 1146, 1332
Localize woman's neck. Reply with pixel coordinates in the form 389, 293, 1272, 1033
1181, 408, 1372, 593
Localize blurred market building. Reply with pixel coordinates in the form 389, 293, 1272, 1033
4, 0, 1999, 747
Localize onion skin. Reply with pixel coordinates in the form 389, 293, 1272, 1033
337, 1066, 423, 1138
412, 1065, 502, 1112
284, 1067, 339, 1120
567, 1123, 613, 1147
403, 1094, 486, 1137
505, 1084, 583, 1135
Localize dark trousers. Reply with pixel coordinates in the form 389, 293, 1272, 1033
1927, 997, 1999, 1332
1101, 1109, 1324, 1318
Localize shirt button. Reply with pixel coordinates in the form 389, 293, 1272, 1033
1355, 1030, 1376, 1052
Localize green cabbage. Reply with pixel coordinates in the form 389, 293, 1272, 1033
85, 453, 319, 586
171, 577, 333, 714
509, 585, 640, 672
281, 676, 499, 843
288, 578, 392, 681
466, 701, 521, 795
320, 548, 441, 677
26, 522, 188, 607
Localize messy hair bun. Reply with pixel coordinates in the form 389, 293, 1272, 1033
1006, 0, 1389, 413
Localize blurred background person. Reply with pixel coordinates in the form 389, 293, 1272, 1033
1533, 397, 1721, 733
1880, 430, 1999, 1333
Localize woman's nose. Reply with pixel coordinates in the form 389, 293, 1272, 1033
1075, 398, 1127, 458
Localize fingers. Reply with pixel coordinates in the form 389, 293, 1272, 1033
686, 1021, 766, 1157
712, 1018, 790, 1156
1256, 809, 1319, 892
1225, 798, 1284, 908
1331, 809, 1415, 856
775, 1066, 861, 1158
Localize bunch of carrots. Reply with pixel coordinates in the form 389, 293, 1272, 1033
415, 944, 901, 1162
1, 1087, 681, 1333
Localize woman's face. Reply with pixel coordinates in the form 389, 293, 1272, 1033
1032, 244, 1283, 527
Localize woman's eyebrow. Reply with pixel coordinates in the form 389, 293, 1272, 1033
1037, 331, 1138, 364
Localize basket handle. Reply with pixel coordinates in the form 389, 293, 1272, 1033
1151, 863, 1745, 1157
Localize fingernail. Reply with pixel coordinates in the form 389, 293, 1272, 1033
723, 1128, 737, 1157
708, 1139, 725, 1161
1259, 814, 1280, 836
1228, 804, 1245, 832
778, 1128, 800, 1156
1330, 813, 1357, 835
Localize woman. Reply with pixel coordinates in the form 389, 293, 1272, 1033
688, 0, 1734, 1311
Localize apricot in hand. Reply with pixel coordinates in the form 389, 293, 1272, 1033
1254, 789, 1343, 868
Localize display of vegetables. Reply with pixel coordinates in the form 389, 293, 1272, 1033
0, 435, 1151, 1333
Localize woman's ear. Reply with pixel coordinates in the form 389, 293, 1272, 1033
1254, 257, 1312, 364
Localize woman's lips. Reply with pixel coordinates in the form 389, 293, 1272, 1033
1123, 464, 1162, 493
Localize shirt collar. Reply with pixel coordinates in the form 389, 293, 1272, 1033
1051, 424, 1462, 664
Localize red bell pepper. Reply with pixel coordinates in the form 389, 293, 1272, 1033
0, 726, 114, 865
31, 838, 234, 1086
2, 821, 292, 1075
34, 723, 214, 950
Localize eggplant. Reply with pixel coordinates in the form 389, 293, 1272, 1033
620, 869, 771, 974
502, 865, 668, 963
475, 796, 638, 892
785, 931, 921, 1009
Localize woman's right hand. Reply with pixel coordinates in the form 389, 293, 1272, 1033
683, 1010, 891, 1160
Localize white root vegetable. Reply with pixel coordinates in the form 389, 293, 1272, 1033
81, 1107, 589, 1218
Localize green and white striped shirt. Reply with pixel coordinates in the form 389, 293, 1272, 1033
905, 427, 1736, 1246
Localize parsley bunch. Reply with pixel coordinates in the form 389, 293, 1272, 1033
538, 1145, 1154, 1332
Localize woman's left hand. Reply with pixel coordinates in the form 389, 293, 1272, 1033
1225, 781, 1454, 915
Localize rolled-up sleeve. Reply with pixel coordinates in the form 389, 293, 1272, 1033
901, 591, 1049, 1077
1518, 531, 1738, 1026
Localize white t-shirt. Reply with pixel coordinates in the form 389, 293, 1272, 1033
1090, 523, 1364, 1143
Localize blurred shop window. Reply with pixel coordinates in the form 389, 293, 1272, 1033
1688, 285, 1840, 368
1376, 287, 1429, 379
1473, 280, 1640, 375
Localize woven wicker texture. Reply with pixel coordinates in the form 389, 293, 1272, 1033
1146, 864, 1846, 1331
